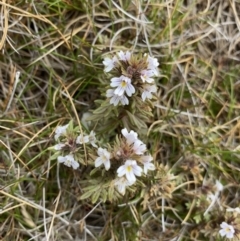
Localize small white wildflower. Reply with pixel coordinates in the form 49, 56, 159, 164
141, 84, 157, 101
140, 155, 155, 174
95, 147, 111, 170
219, 222, 235, 239
103, 56, 118, 72
121, 128, 138, 145
147, 55, 159, 76
58, 154, 79, 169
106, 89, 129, 106
76, 133, 89, 144
54, 124, 69, 140
140, 70, 155, 83
117, 160, 142, 183
114, 177, 134, 195
110, 75, 135, 97
215, 180, 224, 192
117, 50, 131, 62
227, 207, 240, 214
132, 140, 146, 155
148, 55, 159, 68
88, 130, 98, 147
54, 143, 65, 150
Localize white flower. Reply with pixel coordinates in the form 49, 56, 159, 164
106, 89, 129, 106
140, 155, 155, 174
95, 147, 111, 170
132, 140, 146, 155
54, 143, 66, 150
147, 55, 159, 76
215, 180, 224, 192
117, 160, 142, 183
58, 154, 79, 169
103, 56, 118, 72
148, 55, 159, 68
227, 207, 240, 214
110, 75, 135, 97
76, 133, 89, 144
140, 70, 155, 83
54, 124, 69, 140
114, 177, 134, 195
117, 50, 131, 62
219, 222, 235, 239
121, 128, 138, 145
88, 130, 98, 147
141, 84, 157, 101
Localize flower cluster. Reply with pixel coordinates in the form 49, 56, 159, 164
94, 128, 155, 195
52, 122, 98, 169
51, 122, 155, 198
103, 51, 159, 106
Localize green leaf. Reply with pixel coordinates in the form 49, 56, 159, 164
80, 183, 102, 200
49, 152, 60, 160
108, 182, 115, 201
193, 214, 202, 224
68, 120, 74, 132
126, 110, 147, 128
79, 190, 94, 200
101, 189, 107, 203
90, 168, 100, 176
91, 189, 101, 203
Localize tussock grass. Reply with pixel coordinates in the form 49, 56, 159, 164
1, 0, 240, 240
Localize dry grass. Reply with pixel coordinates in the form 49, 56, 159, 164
1, 0, 240, 240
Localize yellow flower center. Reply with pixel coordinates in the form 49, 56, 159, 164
225, 227, 231, 233
121, 81, 127, 87
127, 166, 132, 172
103, 156, 107, 162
